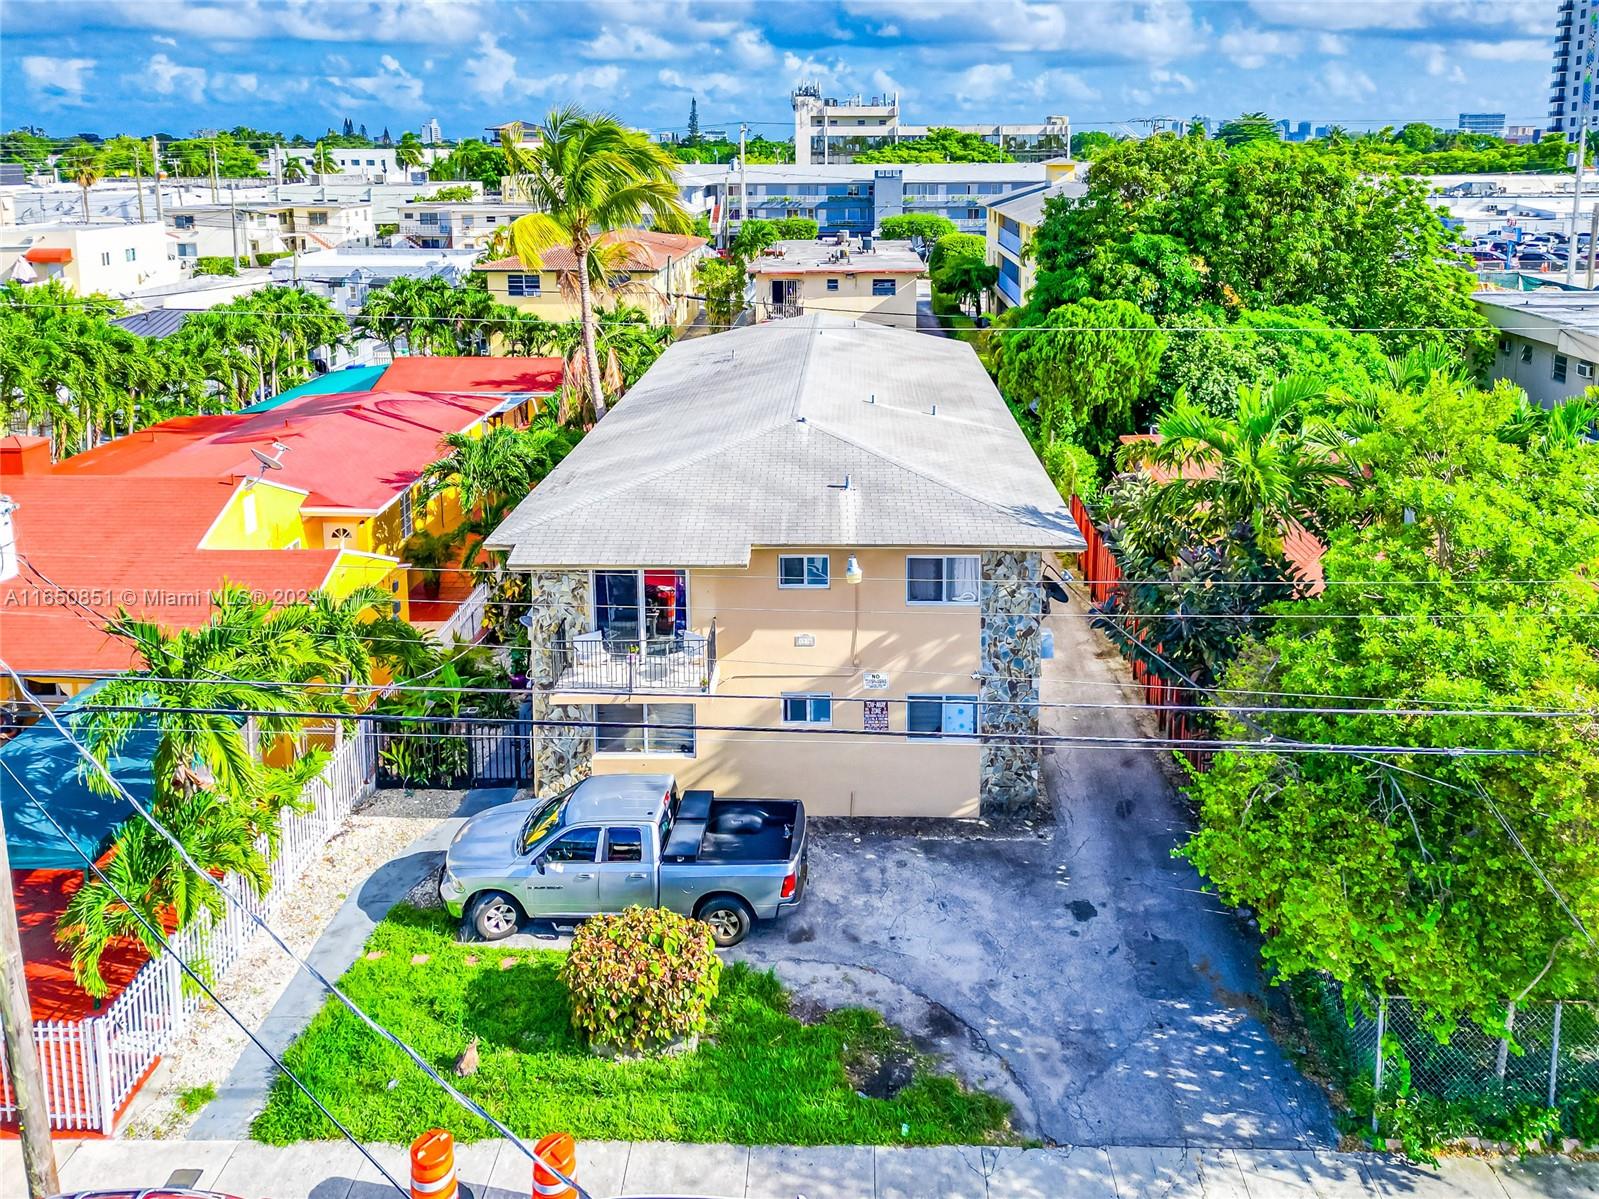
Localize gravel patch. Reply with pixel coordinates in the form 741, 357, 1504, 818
121, 812, 443, 1139
356, 786, 507, 819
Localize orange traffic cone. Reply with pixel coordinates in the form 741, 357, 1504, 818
531, 1131, 577, 1199
411, 1128, 459, 1199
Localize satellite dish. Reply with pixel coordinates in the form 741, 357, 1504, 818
251, 447, 284, 470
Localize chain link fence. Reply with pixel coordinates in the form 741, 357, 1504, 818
1300, 978, 1599, 1143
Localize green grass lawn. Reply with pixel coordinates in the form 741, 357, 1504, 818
251, 906, 1013, 1146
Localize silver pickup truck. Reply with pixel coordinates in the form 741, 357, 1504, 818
439, 773, 807, 947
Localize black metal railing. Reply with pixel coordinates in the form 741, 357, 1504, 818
546, 630, 715, 693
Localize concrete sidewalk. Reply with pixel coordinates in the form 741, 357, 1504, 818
12, 1139, 1598, 1199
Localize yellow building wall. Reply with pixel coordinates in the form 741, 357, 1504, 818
481, 251, 707, 334
753, 273, 920, 330
201, 481, 313, 550
562, 547, 987, 818
322, 550, 411, 623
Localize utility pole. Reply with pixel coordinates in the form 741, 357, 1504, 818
1568, 123, 1588, 285
0, 800, 62, 1198
209, 142, 220, 205
739, 124, 748, 239
151, 136, 164, 221
134, 151, 146, 224
228, 183, 242, 270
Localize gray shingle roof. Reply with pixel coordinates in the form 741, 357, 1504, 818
486, 315, 1083, 569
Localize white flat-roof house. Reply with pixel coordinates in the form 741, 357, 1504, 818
747, 238, 924, 329
1477, 289, 1599, 408
486, 315, 1083, 821
396, 200, 540, 250
0, 221, 179, 294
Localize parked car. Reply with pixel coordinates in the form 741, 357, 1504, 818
441, 773, 807, 947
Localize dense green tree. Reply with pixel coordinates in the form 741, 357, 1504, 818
769, 216, 819, 239
1026, 134, 1485, 354
428, 139, 504, 186
929, 233, 997, 314
1216, 112, 1280, 148
1183, 381, 1599, 1031
878, 213, 957, 242
855, 127, 1014, 163
997, 298, 1166, 452
686, 98, 700, 146
1, 127, 53, 168
695, 255, 749, 328
1070, 130, 1118, 158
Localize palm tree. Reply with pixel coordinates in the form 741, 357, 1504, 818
282, 156, 308, 182
418, 421, 581, 564
1133, 375, 1349, 553
311, 141, 338, 177
509, 106, 691, 419
61, 142, 102, 223
395, 131, 425, 170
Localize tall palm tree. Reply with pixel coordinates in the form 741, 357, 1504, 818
1136, 375, 1350, 553
62, 142, 102, 223
311, 141, 338, 177
395, 131, 425, 170
509, 106, 691, 419
282, 155, 308, 182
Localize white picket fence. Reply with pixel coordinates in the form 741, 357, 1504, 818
0, 729, 376, 1132
430, 582, 490, 646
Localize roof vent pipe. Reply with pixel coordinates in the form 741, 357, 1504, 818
930, 403, 937, 416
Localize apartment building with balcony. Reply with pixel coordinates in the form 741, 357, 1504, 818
680, 162, 1050, 237
984, 163, 1085, 311
165, 202, 288, 262
396, 200, 540, 250
276, 202, 376, 253
747, 237, 923, 329
1550, 0, 1585, 138
791, 85, 1071, 165
485, 315, 1084, 821
0, 221, 179, 294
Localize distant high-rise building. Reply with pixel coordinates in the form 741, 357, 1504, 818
1551, 1, 1586, 141
1459, 112, 1508, 136
421, 118, 443, 145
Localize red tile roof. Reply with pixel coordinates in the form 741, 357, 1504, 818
0, 475, 341, 672
376, 356, 563, 395
51, 390, 503, 511
477, 228, 708, 274
1117, 434, 1326, 592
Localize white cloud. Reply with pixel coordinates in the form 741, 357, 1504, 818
152, 34, 177, 46
954, 63, 1013, 105
658, 68, 742, 97
587, 26, 676, 60
329, 53, 425, 108
878, 23, 900, 37
1218, 28, 1301, 70
729, 28, 775, 68
839, 1, 1207, 63
145, 53, 208, 103
1149, 68, 1196, 94
20, 55, 96, 106
79, 0, 484, 44
465, 32, 519, 101
1462, 39, 1550, 63
1317, 32, 1348, 55
783, 51, 847, 89
1411, 43, 1468, 85
1322, 61, 1378, 100
871, 69, 905, 100
1030, 69, 1100, 103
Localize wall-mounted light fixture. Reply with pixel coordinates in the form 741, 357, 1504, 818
845, 555, 863, 584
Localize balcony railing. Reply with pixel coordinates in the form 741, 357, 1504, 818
546, 627, 716, 694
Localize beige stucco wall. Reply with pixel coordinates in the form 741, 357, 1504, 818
552, 547, 987, 818
751, 271, 920, 330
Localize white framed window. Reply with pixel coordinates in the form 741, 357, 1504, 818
594, 702, 695, 756
1580, 361, 1594, 379
782, 693, 832, 725
906, 694, 978, 739
506, 272, 541, 297
125, 247, 137, 262
1555, 353, 1569, 383
309, 211, 329, 226
906, 555, 980, 604
1520, 344, 1534, 364
1498, 336, 1512, 354
778, 554, 830, 589
872, 278, 897, 296
399, 488, 415, 534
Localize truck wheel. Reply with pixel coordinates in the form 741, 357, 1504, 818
468, 891, 522, 941
697, 897, 753, 947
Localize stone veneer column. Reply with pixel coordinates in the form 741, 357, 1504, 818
526, 570, 594, 793
978, 550, 1045, 820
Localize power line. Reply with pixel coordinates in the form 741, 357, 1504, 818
0, 755, 410, 1196
0, 665, 594, 1199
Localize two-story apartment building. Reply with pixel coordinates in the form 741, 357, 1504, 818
1477, 288, 1599, 408
485, 315, 1084, 820
984, 163, 1084, 312
276, 202, 376, 253
477, 229, 709, 331
747, 237, 924, 329
0, 221, 179, 294
396, 201, 540, 250
165, 202, 289, 262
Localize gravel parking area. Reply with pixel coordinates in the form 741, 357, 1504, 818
123, 791, 453, 1138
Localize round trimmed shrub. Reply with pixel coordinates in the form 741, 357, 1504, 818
561, 905, 722, 1055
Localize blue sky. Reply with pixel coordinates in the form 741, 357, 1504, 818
0, 1, 1558, 141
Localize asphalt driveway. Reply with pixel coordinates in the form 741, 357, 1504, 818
730, 592, 1337, 1149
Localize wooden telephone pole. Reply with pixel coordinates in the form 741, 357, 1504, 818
0, 805, 60, 1197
